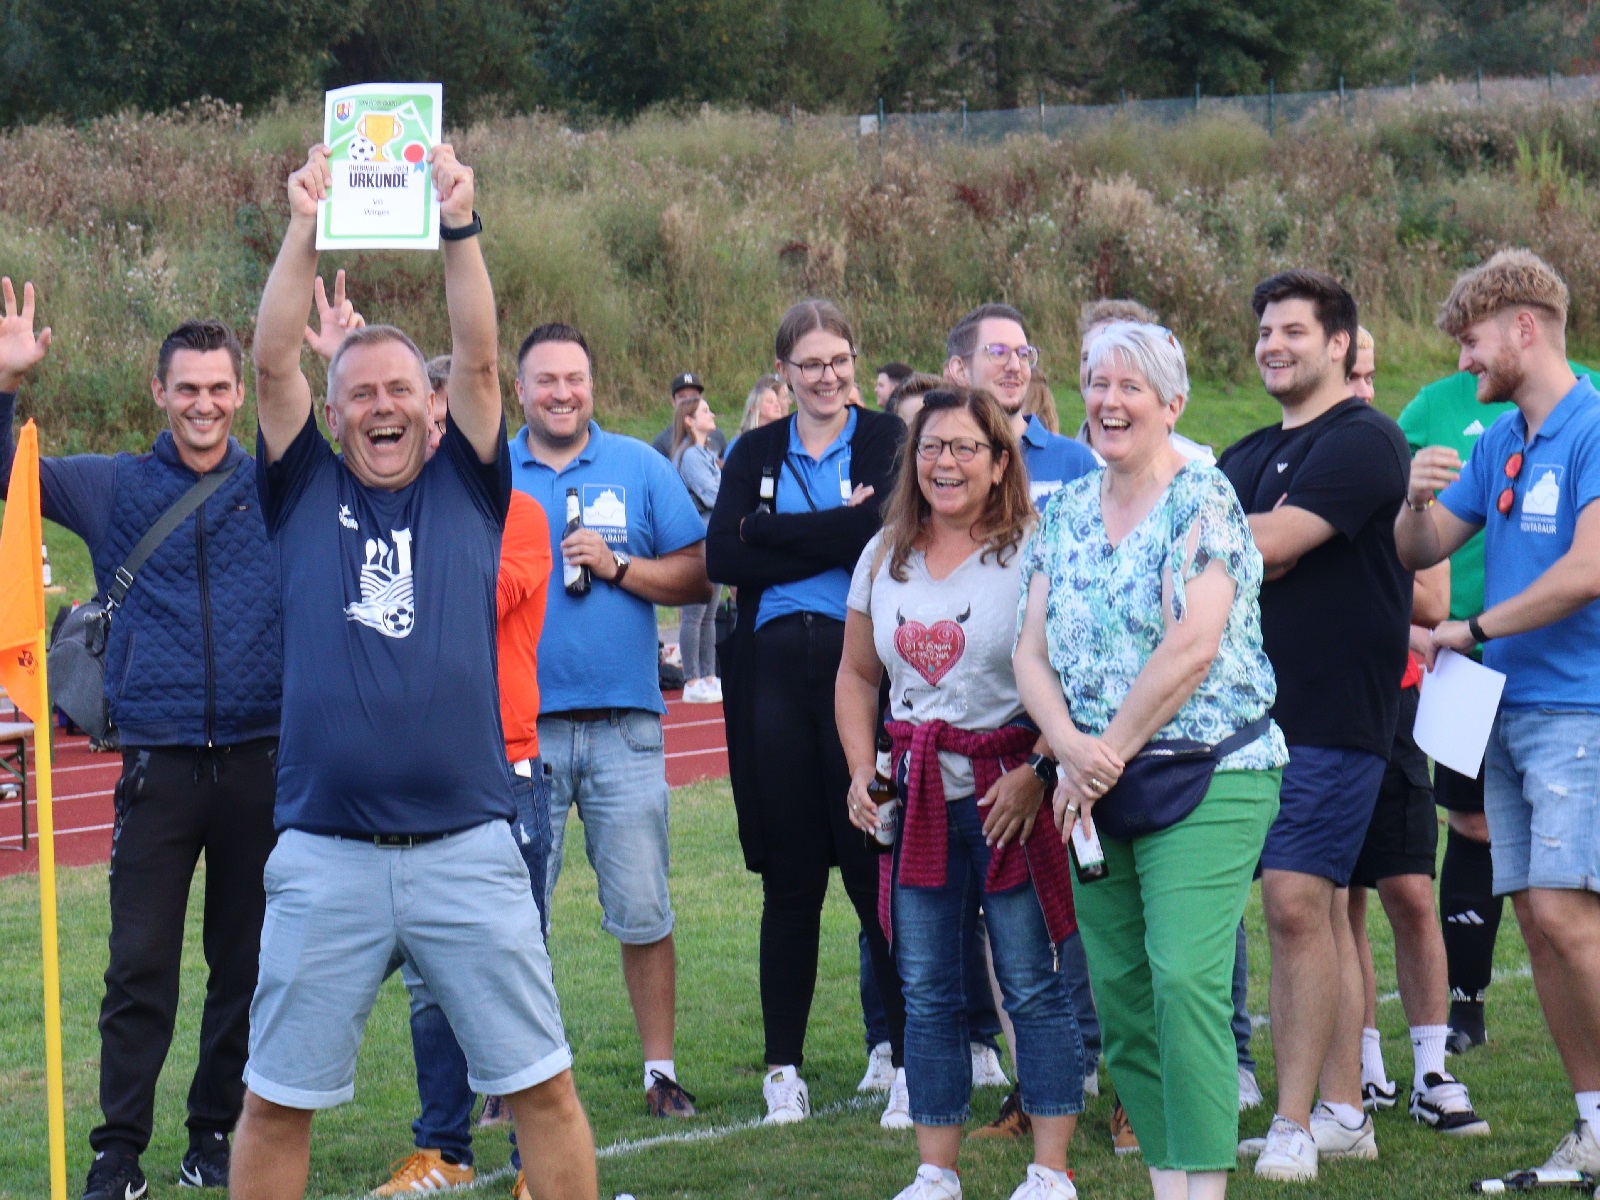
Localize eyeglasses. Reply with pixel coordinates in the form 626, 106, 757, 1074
977, 343, 1041, 368
1496, 451, 1524, 516
915, 436, 994, 463
786, 353, 856, 383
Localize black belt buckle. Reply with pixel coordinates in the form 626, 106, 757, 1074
372, 832, 444, 849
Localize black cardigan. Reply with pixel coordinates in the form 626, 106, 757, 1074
707, 408, 906, 872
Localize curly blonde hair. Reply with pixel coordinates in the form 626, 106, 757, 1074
1438, 249, 1569, 338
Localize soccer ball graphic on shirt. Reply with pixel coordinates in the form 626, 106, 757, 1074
348, 136, 379, 163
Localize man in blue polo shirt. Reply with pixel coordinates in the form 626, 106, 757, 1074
1398, 248, 1600, 1180
511, 322, 711, 1119
231, 145, 596, 1200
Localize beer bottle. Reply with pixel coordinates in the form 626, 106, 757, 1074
1070, 813, 1109, 883
865, 732, 898, 852
563, 488, 591, 596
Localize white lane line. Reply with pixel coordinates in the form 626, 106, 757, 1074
0, 820, 114, 845
665, 746, 727, 761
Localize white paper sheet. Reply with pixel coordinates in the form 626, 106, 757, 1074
1414, 649, 1507, 778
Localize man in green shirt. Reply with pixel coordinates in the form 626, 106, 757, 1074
1395, 361, 1600, 1053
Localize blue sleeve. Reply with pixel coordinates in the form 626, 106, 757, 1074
645, 449, 708, 556
1439, 428, 1491, 526
258, 411, 335, 536
1572, 418, 1600, 514
0, 391, 116, 549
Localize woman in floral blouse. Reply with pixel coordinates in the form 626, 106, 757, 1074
1014, 323, 1288, 1200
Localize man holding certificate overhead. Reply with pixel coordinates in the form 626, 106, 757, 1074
1396, 248, 1600, 1184
229, 140, 597, 1200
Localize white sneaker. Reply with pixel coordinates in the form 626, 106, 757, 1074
1253, 1115, 1318, 1182
1239, 1066, 1263, 1112
890, 1164, 962, 1200
1309, 1102, 1378, 1160
1082, 1068, 1100, 1098
1409, 1072, 1488, 1136
858, 1041, 894, 1093
1006, 1163, 1077, 1200
1543, 1120, 1600, 1174
706, 677, 723, 703
682, 679, 713, 703
971, 1043, 1010, 1089
881, 1067, 913, 1130
762, 1067, 810, 1126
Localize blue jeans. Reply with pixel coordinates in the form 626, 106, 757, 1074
1231, 919, 1255, 1072
893, 798, 1085, 1125
408, 765, 552, 1165
860, 924, 1002, 1052
1486, 708, 1600, 894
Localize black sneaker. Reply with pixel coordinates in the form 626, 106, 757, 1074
1410, 1071, 1491, 1136
82, 1151, 147, 1200
178, 1132, 229, 1188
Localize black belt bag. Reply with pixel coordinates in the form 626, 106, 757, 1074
1094, 716, 1271, 841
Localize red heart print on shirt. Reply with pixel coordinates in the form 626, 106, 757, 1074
894, 607, 969, 686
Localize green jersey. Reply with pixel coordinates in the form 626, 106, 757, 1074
1397, 363, 1600, 619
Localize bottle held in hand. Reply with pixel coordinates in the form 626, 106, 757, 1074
866, 733, 898, 852
563, 487, 590, 597
1070, 814, 1109, 883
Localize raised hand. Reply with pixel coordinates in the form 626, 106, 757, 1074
303, 269, 366, 362
0, 278, 52, 393
429, 144, 475, 227
1408, 445, 1462, 511
287, 145, 332, 222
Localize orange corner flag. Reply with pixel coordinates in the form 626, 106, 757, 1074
0, 418, 46, 723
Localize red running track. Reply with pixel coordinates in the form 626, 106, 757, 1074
0, 695, 728, 879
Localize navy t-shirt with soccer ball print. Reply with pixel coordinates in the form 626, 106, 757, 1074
259, 409, 516, 836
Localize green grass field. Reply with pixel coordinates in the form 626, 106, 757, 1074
0, 778, 1575, 1200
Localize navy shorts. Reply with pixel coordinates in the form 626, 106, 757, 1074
1261, 745, 1387, 886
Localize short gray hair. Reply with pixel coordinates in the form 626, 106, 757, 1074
1083, 322, 1189, 408
327, 324, 430, 401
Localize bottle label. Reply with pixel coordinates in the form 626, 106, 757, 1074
563, 558, 583, 588
875, 749, 892, 777
1071, 817, 1105, 869
873, 798, 898, 847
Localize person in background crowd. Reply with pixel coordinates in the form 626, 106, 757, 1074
1074, 300, 1214, 466
0, 283, 284, 1200
234, 143, 596, 1200
1397, 249, 1600, 1181
876, 361, 915, 406
670, 391, 724, 704
1219, 271, 1411, 1181
732, 374, 790, 441
1341, 326, 1489, 1136
1021, 375, 1060, 435
1016, 322, 1286, 1200
512, 322, 711, 1119
708, 299, 911, 1130
884, 372, 944, 425
840, 387, 1083, 1200
1397, 335, 1600, 1055
652, 372, 727, 458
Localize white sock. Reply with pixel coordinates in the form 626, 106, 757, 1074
644, 1059, 676, 1090
1360, 1027, 1387, 1084
1577, 1091, 1600, 1131
1324, 1100, 1365, 1130
1409, 1024, 1448, 1091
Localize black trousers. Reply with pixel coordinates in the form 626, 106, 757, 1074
751, 613, 906, 1070
91, 740, 278, 1158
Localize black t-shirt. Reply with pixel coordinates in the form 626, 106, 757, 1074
1217, 399, 1411, 757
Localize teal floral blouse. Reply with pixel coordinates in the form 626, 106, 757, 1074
1019, 462, 1289, 772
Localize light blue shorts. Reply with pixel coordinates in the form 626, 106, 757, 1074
1485, 708, 1600, 896
539, 710, 675, 944
244, 822, 572, 1109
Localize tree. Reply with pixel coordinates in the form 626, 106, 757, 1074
774, 0, 893, 112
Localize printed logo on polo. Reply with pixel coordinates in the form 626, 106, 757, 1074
581, 485, 629, 546
338, 503, 359, 530
1463, 419, 1485, 437
1520, 465, 1563, 535
345, 528, 416, 637
1276, 462, 1289, 473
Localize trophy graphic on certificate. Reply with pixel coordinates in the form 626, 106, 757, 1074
355, 111, 402, 162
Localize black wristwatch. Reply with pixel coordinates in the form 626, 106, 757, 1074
611, 550, 632, 587
440, 210, 483, 241
1468, 614, 1490, 644
1027, 753, 1059, 791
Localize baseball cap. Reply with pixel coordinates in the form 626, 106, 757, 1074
670, 372, 704, 395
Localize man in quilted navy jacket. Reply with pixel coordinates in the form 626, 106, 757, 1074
0, 279, 281, 1200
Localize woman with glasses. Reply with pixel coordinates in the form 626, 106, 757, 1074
707, 299, 912, 1129
1014, 323, 1286, 1200
838, 387, 1085, 1200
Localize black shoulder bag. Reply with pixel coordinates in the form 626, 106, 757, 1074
1092, 716, 1271, 841
47, 465, 238, 743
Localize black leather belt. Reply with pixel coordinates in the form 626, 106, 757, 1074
369, 832, 450, 848
543, 708, 629, 723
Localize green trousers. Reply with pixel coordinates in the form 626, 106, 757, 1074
1071, 769, 1281, 1172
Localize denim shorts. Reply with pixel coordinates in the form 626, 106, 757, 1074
1260, 745, 1386, 886
244, 822, 572, 1109
539, 710, 674, 945
1484, 708, 1600, 896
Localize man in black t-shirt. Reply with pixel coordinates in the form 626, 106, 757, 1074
1218, 271, 1411, 1182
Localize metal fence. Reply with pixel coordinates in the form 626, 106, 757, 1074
834, 71, 1600, 141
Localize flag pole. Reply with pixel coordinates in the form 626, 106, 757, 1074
33, 627, 67, 1200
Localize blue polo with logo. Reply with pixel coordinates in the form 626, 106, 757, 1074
757, 408, 858, 628
511, 421, 706, 714
1440, 376, 1600, 709
1019, 415, 1098, 510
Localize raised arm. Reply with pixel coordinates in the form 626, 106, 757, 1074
432, 145, 500, 464
1395, 446, 1478, 570
254, 148, 327, 461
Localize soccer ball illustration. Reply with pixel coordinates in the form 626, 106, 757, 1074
382, 603, 415, 636
349, 136, 378, 163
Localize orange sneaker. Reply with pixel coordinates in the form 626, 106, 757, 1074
1111, 1099, 1141, 1155
970, 1085, 1032, 1139
370, 1149, 475, 1196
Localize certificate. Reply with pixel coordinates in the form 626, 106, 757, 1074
318, 83, 443, 251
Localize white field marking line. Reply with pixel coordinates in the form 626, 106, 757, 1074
1246, 962, 1535, 1029
0, 820, 113, 845
11, 787, 116, 808
660, 717, 726, 731
665, 746, 727, 761
25, 760, 125, 778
